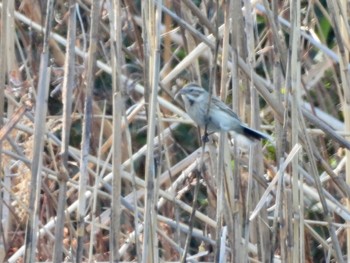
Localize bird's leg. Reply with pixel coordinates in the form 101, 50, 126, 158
201, 132, 210, 143
201, 116, 212, 143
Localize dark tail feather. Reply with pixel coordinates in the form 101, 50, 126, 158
242, 126, 271, 141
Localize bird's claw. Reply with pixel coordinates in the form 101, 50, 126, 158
201, 133, 210, 143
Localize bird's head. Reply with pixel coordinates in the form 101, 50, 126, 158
175, 83, 208, 103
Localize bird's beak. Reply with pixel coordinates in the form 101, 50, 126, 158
174, 89, 183, 100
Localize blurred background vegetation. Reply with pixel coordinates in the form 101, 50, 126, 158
1, 0, 350, 262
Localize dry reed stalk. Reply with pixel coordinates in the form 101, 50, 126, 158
76, 0, 101, 261
229, 2, 243, 262
109, 0, 124, 261
289, 0, 302, 262
300, 105, 344, 261
23, 0, 54, 262
53, 1, 77, 262
218, 4, 237, 258
141, 0, 162, 262
0, 0, 7, 261
0, 0, 7, 128
330, 0, 350, 259
88, 101, 106, 260
215, 132, 226, 261
245, 0, 272, 261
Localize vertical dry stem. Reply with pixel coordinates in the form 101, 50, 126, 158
53, 1, 76, 261
109, 0, 124, 261
23, 1, 54, 262
76, 1, 101, 261
142, 0, 162, 262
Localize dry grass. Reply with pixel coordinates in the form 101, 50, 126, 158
1, 0, 350, 262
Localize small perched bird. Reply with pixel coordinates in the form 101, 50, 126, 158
176, 83, 270, 141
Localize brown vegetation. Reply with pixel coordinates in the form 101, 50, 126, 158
1, 0, 350, 262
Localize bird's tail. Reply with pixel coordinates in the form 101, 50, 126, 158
242, 126, 271, 141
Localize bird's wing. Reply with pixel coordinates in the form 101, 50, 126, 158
211, 97, 241, 120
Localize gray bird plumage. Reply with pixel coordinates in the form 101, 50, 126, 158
176, 83, 270, 141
